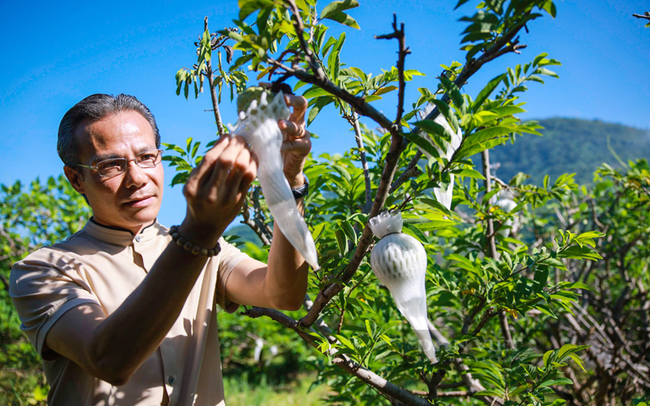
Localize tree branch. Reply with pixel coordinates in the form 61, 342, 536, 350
482, 150, 515, 350
390, 150, 423, 194
204, 17, 225, 137
251, 186, 273, 242
243, 306, 432, 406
300, 131, 405, 327
241, 198, 272, 246
283, 0, 327, 81
375, 14, 410, 125
633, 12, 650, 21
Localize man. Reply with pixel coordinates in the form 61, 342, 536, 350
9, 92, 312, 405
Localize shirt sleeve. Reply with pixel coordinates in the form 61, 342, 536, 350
9, 252, 100, 359
214, 238, 251, 313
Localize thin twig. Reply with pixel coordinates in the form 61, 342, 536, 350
350, 113, 373, 213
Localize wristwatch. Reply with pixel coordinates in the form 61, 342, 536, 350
291, 173, 309, 200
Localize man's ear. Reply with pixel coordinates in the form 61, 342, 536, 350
64, 165, 86, 195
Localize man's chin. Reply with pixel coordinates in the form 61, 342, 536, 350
122, 204, 161, 227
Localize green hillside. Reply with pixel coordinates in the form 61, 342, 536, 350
489, 118, 650, 185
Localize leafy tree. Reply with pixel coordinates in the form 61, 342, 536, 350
0, 176, 90, 405
528, 159, 650, 405
166, 1, 609, 404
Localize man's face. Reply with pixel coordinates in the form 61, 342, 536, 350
64, 110, 164, 234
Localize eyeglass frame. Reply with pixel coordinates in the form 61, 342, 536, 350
72, 149, 164, 179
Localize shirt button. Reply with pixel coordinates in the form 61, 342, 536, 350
135, 236, 141, 242
167, 376, 176, 385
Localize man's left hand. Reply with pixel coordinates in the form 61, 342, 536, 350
279, 94, 311, 188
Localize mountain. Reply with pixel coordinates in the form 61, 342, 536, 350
488, 118, 650, 185
223, 224, 264, 246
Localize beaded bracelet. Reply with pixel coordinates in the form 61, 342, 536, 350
169, 225, 221, 257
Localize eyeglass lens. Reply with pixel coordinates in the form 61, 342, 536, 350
96, 150, 161, 177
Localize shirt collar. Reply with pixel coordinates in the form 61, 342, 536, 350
84, 218, 165, 246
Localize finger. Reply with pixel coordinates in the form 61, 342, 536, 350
205, 136, 247, 191
279, 120, 308, 139
284, 94, 307, 124
223, 147, 253, 202
239, 159, 258, 194
281, 137, 312, 155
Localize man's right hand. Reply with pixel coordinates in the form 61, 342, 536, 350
180, 135, 257, 247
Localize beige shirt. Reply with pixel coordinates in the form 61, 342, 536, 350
10, 220, 249, 406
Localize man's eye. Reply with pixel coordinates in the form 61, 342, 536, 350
98, 160, 123, 171
139, 154, 156, 162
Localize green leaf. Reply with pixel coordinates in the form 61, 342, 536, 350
473, 73, 506, 112
427, 99, 460, 134
542, 0, 557, 18
340, 221, 358, 244
327, 33, 346, 80
462, 126, 512, 149
557, 245, 602, 261
365, 319, 373, 337
375, 85, 398, 96
455, 168, 485, 180
303, 86, 333, 99
414, 119, 452, 144
320, 0, 359, 19
238, 0, 274, 21
534, 304, 557, 318
557, 343, 589, 359
335, 229, 349, 254
336, 334, 355, 350
307, 97, 332, 126
536, 67, 560, 78
538, 378, 573, 388
568, 353, 586, 372
322, 11, 360, 29
402, 131, 439, 158
440, 75, 466, 114
403, 223, 428, 244
543, 349, 553, 367
532, 268, 549, 294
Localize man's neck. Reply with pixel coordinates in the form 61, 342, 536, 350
89, 217, 156, 235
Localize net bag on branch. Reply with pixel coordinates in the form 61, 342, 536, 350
495, 190, 518, 238
231, 87, 319, 270
419, 106, 463, 210
369, 210, 437, 363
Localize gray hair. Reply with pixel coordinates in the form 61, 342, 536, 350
57, 93, 161, 166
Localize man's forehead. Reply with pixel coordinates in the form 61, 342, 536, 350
73, 110, 156, 160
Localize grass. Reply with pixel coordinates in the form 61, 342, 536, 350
223, 372, 329, 406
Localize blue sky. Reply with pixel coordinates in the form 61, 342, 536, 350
1, 0, 648, 227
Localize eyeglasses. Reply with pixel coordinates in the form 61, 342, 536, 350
75, 149, 163, 178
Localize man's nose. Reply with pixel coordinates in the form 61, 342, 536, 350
123, 160, 148, 188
